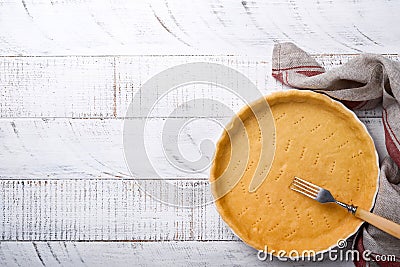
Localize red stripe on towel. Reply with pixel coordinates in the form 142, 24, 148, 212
272, 65, 323, 71
295, 70, 324, 77
384, 109, 400, 167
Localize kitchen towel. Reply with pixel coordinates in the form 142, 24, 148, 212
271, 42, 400, 266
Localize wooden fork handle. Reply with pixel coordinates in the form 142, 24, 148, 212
355, 208, 400, 239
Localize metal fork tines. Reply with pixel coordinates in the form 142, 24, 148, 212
290, 176, 357, 214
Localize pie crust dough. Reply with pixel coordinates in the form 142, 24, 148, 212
210, 90, 379, 255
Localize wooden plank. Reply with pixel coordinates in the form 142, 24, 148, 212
0, 55, 392, 118
0, 55, 275, 118
0, 0, 399, 55
114, 55, 275, 118
0, 179, 236, 241
0, 118, 220, 179
0, 241, 352, 266
0, 56, 115, 118
0, 118, 387, 179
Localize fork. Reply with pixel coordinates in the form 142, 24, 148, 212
290, 176, 400, 239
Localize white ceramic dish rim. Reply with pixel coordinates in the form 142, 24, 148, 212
213, 89, 380, 260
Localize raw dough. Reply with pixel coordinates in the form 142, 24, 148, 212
210, 90, 379, 255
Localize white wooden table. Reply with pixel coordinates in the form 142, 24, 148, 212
0, 1, 398, 266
